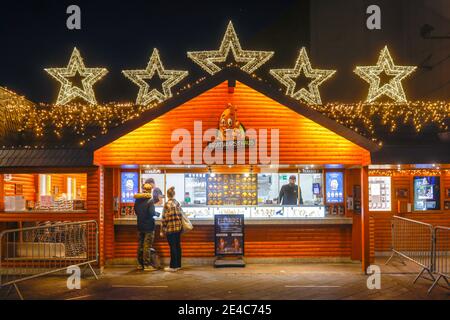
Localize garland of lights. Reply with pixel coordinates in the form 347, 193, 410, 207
44, 47, 108, 105
269, 47, 336, 105
309, 101, 449, 134
122, 48, 188, 105
354, 46, 416, 103
369, 169, 448, 176
1, 100, 446, 148
18, 102, 158, 145
187, 21, 274, 75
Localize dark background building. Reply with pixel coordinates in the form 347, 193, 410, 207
0, 0, 449, 103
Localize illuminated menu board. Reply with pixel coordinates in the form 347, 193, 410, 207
326, 172, 344, 203
414, 176, 440, 211
369, 176, 391, 211
121, 172, 139, 203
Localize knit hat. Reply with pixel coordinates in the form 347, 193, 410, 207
143, 183, 153, 192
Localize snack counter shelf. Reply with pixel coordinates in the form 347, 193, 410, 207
113, 205, 353, 225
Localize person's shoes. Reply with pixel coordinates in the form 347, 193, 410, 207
164, 267, 178, 272
136, 265, 144, 270
143, 266, 157, 271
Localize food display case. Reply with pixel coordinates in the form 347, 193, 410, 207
114, 169, 331, 223
207, 174, 257, 205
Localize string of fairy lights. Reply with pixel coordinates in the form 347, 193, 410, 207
309, 101, 450, 135
369, 169, 450, 176
0, 21, 448, 147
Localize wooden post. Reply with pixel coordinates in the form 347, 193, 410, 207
361, 166, 370, 273
0, 174, 4, 211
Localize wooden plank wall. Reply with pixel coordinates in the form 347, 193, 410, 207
3, 174, 36, 201
0, 169, 104, 268
0, 169, 99, 222
112, 224, 352, 259
104, 168, 115, 261
372, 172, 450, 253
48, 173, 87, 198
94, 81, 370, 166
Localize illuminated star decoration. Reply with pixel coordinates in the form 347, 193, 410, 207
45, 47, 108, 105
354, 46, 417, 103
269, 47, 336, 105
122, 48, 188, 105
187, 21, 274, 75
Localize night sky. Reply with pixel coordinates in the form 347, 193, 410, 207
0, 0, 310, 103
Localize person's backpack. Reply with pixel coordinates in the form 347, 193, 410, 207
150, 248, 161, 269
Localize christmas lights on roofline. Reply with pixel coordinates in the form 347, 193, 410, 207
2, 99, 448, 148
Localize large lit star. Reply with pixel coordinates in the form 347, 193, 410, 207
122, 48, 188, 106
187, 21, 274, 75
269, 47, 336, 105
45, 47, 108, 105
354, 46, 417, 103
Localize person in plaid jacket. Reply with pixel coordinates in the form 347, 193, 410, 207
161, 186, 183, 272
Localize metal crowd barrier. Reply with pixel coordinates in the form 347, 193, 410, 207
429, 226, 450, 294
0, 220, 99, 300
386, 216, 435, 283
386, 216, 450, 294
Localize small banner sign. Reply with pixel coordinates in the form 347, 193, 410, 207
214, 214, 245, 256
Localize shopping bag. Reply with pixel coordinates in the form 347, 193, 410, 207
181, 210, 193, 233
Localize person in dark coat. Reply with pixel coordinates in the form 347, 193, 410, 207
134, 183, 157, 271
278, 175, 303, 205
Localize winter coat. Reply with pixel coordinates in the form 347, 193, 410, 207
134, 192, 156, 232
162, 199, 183, 234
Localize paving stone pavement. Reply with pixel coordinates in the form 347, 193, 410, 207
1, 259, 449, 300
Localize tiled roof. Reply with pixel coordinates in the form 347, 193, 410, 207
0, 149, 93, 168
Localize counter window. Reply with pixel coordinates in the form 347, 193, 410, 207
299, 173, 323, 205
257, 173, 279, 204
184, 174, 206, 205
140, 172, 165, 205
3, 173, 87, 212
325, 172, 344, 203
166, 173, 185, 204
278, 173, 299, 205
369, 176, 391, 211
414, 176, 440, 211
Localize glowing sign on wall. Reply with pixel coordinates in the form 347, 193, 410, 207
121, 172, 139, 203
326, 172, 344, 203
369, 176, 391, 211
414, 176, 440, 211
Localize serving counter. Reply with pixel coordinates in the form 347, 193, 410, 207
110, 204, 354, 263
116, 205, 328, 220
114, 216, 353, 225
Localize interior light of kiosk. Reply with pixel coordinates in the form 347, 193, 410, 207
325, 164, 343, 169
415, 164, 436, 169
121, 164, 139, 169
